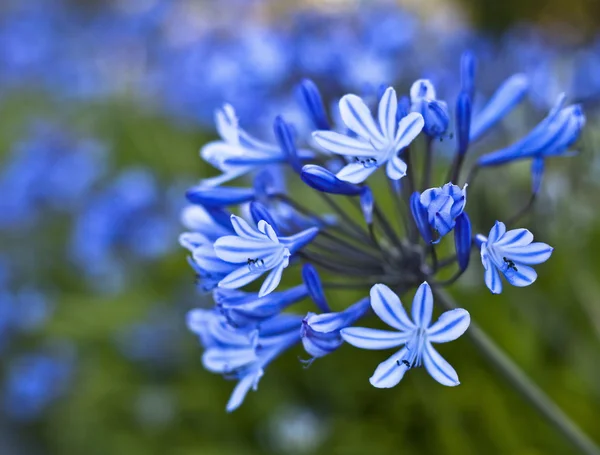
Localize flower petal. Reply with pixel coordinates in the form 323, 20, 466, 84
503, 264, 537, 287
214, 236, 279, 263
230, 215, 264, 240
219, 265, 263, 290
427, 309, 470, 343
504, 242, 553, 265
341, 327, 411, 350
339, 94, 385, 144
369, 347, 409, 388
202, 347, 258, 374
378, 87, 398, 139
487, 221, 506, 244
226, 369, 263, 413
193, 245, 236, 274
336, 162, 379, 184
495, 228, 533, 248
394, 112, 425, 150
423, 342, 460, 386
370, 284, 415, 331
385, 154, 407, 180
411, 282, 434, 329
258, 261, 286, 297
312, 130, 376, 157
483, 252, 503, 294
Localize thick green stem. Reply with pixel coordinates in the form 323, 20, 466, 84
433, 288, 600, 455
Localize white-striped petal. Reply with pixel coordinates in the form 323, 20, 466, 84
339, 94, 385, 144
370, 284, 415, 331
378, 87, 398, 139
423, 342, 460, 386
503, 264, 537, 287
394, 112, 425, 150
214, 237, 278, 263
385, 153, 407, 180
495, 228, 533, 248
427, 309, 470, 343
483, 253, 503, 294
411, 282, 433, 329
202, 347, 257, 374
312, 131, 376, 157
231, 215, 264, 240
369, 347, 409, 388
503, 242, 553, 265
193, 245, 236, 274
341, 327, 410, 350
258, 261, 286, 297
258, 221, 279, 243
226, 371, 260, 413
336, 162, 379, 184
487, 221, 506, 244
219, 265, 263, 290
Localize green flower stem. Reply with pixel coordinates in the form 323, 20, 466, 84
433, 287, 600, 455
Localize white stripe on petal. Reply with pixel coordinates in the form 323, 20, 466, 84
427, 309, 470, 343
369, 347, 409, 388
484, 257, 503, 294
487, 221, 506, 244
411, 282, 434, 329
193, 245, 237, 274
312, 131, 376, 157
423, 342, 460, 386
258, 221, 279, 243
378, 87, 398, 139
339, 94, 385, 145
202, 347, 258, 374
336, 162, 379, 184
370, 284, 415, 331
341, 327, 410, 350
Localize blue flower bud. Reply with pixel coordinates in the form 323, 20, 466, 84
300, 165, 363, 196
420, 183, 467, 242
360, 187, 374, 225
410, 79, 449, 137
297, 79, 330, 130
250, 201, 280, 236
410, 191, 433, 244
301, 264, 330, 313
470, 74, 529, 143
186, 186, 255, 207
273, 116, 302, 173
396, 95, 411, 122
454, 212, 472, 270
456, 91, 472, 156
460, 51, 476, 98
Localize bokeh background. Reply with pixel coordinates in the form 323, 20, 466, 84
0, 0, 599, 454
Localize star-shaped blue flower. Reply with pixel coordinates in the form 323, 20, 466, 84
341, 282, 470, 388
478, 221, 553, 294
312, 87, 424, 183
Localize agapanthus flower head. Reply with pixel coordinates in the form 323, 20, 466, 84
183, 49, 579, 412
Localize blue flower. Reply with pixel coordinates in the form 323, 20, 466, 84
478, 95, 585, 167
312, 87, 424, 183
410, 79, 449, 138
301, 298, 370, 358
478, 221, 553, 294
419, 183, 468, 241
213, 215, 317, 297
200, 104, 311, 187
341, 283, 470, 388
187, 310, 301, 412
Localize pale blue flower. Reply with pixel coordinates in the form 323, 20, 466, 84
478, 221, 553, 294
214, 215, 317, 297
341, 283, 470, 388
312, 87, 424, 183
419, 183, 468, 241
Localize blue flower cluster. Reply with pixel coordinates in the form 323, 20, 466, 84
182, 50, 584, 411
